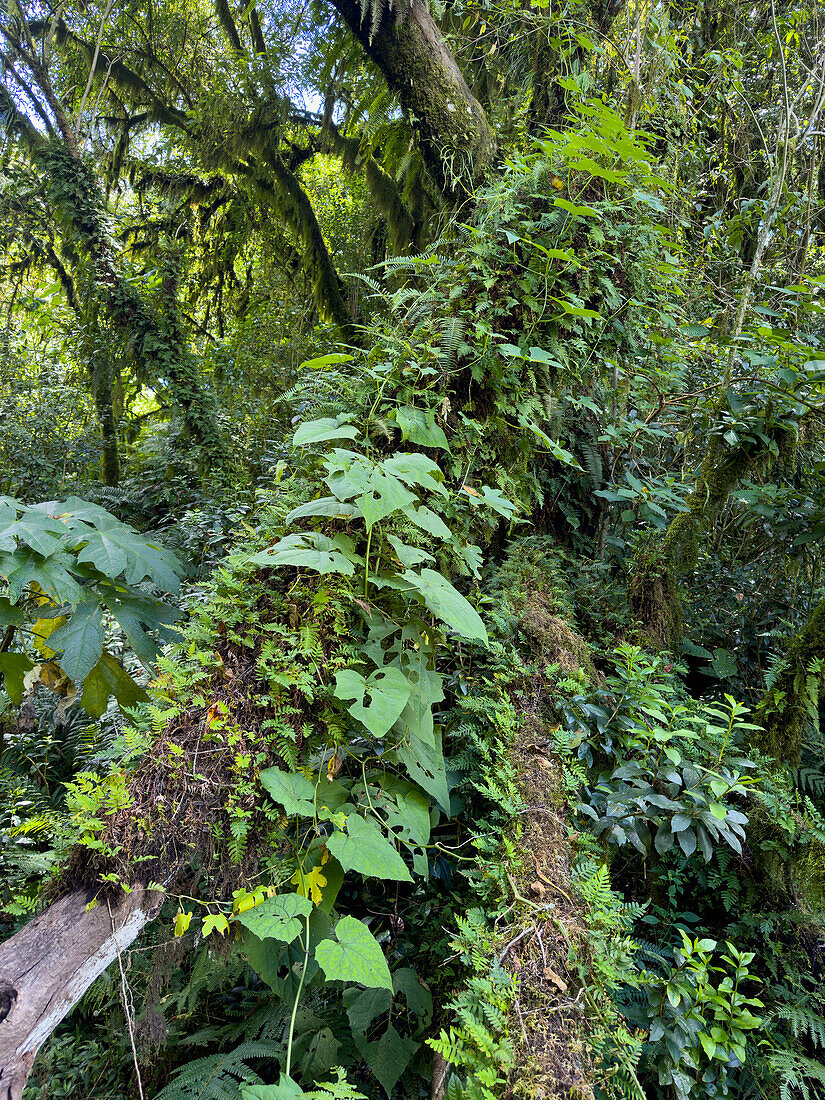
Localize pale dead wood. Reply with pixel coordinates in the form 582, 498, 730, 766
0, 886, 159, 1100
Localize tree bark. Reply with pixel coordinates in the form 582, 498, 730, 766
328, 0, 497, 202
0, 886, 157, 1100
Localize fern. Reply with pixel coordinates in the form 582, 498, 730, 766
770, 1049, 825, 1100
154, 1039, 284, 1100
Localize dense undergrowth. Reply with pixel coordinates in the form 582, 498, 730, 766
3, 89, 825, 1100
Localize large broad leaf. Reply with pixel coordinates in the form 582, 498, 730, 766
248, 533, 357, 577
80, 651, 148, 717
242, 1078, 305, 1100
333, 666, 411, 738
326, 814, 412, 882
393, 405, 450, 451
50, 501, 182, 592
402, 568, 488, 644
402, 504, 452, 541
315, 915, 393, 990
1, 548, 83, 606
237, 892, 313, 944
0, 598, 24, 627
293, 417, 360, 446
48, 600, 105, 684
393, 967, 433, 1024
381, 453, 447, 496
259, 766, 317, 816
103, 597, 164, 666
397, 728, 451, 814
356, 1024, 418, 1096
0, 652, 35, 704
74, 529, 129, 578
244, 909, 330, 999
387, 789, 432, 846
343, 986, 392, 1037
357, 472, 415, 532
392, 648, 443, 747
284, 497, 361, 524
3, 513, 67, 558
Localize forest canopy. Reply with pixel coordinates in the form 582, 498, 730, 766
1, 0, 825, 1097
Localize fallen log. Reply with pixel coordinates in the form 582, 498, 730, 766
0, 885, 158, 1100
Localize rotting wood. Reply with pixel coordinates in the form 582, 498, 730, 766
0, 885, 158, 1100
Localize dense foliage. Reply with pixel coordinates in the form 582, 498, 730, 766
2, 0, 825, 1097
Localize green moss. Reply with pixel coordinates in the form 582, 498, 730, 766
753, 596, 825, 765
628, 532, 684, 652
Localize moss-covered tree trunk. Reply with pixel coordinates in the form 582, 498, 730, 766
752, 595, 825, 764
328, 0, 497, 202
629, 416, 794, 649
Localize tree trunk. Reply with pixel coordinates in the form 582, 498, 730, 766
0, 886, 156, 1100
328, 0, 497, 202
91, 358, 120, 487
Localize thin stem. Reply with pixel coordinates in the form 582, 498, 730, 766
285, 909, 313, 1078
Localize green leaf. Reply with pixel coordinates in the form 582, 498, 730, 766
249, 533, 357, 576
0, 652, 34, 704
357, 1024, 418, 1095
74, 530, 129, 577
553, 196, 601, 217
293, 417, 360, 446
344, 985, 392, 1036
48, 600, 105, 684
242, 1076, 305, 1099
315, 915, 393, 990
1, 548, 82, 606
393, 967, 433, 1023
333, 666, 412, 738
326, 814, 412, 882
103, 597, 166, 667
402, 503, 452, 541
3, 512, 67, 558
284, 497, 360, 524
677, 827, 698, 857
0, 597, 24, 627
237, 892, 313, 943
397, 727, 451, 813
259, 766, 317, 816
298, 352, 355, 371
698, 1033, 717, 1059
381, 453, 446, 496
80, 651, 148, 717
393, 406, 450, 451
358, 472, 416, 532
711, 648, 737, 678
402, 568, 488, 644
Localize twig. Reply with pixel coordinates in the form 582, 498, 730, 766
498, 926, 532, 964
108, 899, 145, 1100
514, 995, 529, 1043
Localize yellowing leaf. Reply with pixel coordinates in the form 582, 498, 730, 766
174, 910, 193, 937
202, 913, 230, 937
291, 864, 328, 905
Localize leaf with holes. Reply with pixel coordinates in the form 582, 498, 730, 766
237, 893, 313, 944
333, 666, 411, 738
